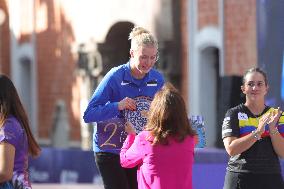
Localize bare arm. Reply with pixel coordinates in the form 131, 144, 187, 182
269, 128, 284, 158
0, 142, 15, 183
268, 109, 284, 158
223, 112, 270, 156
223, 135, 257, 156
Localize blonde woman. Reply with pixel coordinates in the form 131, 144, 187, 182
84, 26, 164, 189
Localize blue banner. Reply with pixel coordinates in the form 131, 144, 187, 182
29, 147, 284, 187
257, 0, 284, 107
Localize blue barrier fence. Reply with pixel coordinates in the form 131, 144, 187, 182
29, 148, 284, 188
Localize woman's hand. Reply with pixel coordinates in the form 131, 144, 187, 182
268, 107, 282, 127
257, 112, 271, 135
118, 97, 136, 111
268, 107, 284, 158
125, 122, 136, 135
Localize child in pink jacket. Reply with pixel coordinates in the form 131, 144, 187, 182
120, 83, 195, 189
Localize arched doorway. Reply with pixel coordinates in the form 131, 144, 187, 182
98, 22, 134, 75
199, 47, 219, 147
189, 26, 222, 147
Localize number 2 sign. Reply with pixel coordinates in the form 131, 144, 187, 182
97, 118, 127, 150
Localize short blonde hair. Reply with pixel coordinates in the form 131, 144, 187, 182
128, 26, 158, 50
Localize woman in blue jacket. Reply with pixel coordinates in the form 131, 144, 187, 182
83, 26, 164, 189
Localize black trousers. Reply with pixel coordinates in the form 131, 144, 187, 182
0, 181, 14, 189
95, 152, 138, 189
223, 171, 284, 189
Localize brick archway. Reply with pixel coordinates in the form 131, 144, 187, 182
97, 22, 134, 75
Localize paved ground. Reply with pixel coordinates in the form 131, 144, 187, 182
32, 184, 104, 189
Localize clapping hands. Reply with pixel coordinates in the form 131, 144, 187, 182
268, 107, 282, 126
257, 107, 282, 134
257, 112, 271, 135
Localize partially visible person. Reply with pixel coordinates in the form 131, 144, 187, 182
0, 74, 41, 189
120, 83, 195, 189
83, 26, 164, 189
222, 67, 284, 189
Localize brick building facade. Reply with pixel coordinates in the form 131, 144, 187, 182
0, 0, 266, 148
182, 0, 257, 147
0, 0, 180, 148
